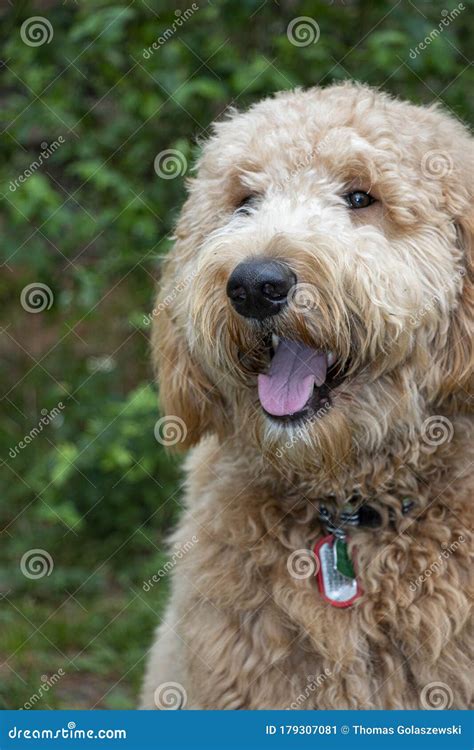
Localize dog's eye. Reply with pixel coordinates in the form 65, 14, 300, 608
234, 195, 257, 215
345, 191, 375, 209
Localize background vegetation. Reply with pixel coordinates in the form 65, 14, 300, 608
1, 0, 472, 709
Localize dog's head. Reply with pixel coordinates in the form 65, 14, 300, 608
153, 83, 472, 473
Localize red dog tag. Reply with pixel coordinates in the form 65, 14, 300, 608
314, 534, 362, 608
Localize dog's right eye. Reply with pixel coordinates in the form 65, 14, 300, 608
234, 195, 257, 215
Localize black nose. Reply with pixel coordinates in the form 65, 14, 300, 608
226, 258, 296, 320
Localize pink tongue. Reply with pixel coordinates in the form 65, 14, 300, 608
257, 339, 327, 416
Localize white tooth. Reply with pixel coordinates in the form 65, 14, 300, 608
327, 351, 336, 367
272, 334, 280, 351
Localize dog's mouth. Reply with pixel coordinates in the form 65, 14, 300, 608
257, 336, 345, 423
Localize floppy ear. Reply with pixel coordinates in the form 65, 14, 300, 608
435, 211, 474, 413
151, 261, 224, 449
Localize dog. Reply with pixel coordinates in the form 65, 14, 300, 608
140, 83, 473, 710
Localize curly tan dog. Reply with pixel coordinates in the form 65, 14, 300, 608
141, 83, 473, 710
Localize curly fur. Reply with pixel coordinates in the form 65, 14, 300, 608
140, 83, 473, 710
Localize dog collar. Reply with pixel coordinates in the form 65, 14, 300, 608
314, 497, 414, 608
319, 497, 415, 536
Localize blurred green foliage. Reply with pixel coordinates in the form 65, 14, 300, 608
0, 0, 472, 709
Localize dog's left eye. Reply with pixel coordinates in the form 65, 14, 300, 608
345, 191, 375, 209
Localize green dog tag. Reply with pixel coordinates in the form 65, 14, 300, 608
335, 538, 355, 579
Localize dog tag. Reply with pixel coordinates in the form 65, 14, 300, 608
314, 534, 362, 608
